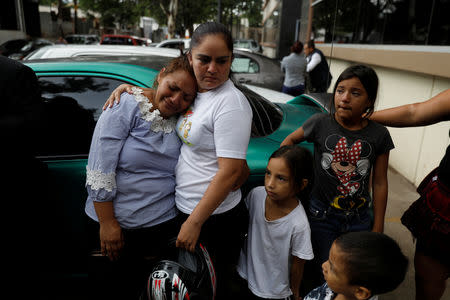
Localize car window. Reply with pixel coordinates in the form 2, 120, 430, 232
86, 37, 98, 44
37, 40, 51, 46
20, 41, 33, 51
234, 41, 251, 49
36, 76, 131, 157
102, 36, 132, 45
163, 42, 184, 49
235, 83, 283, 137
5, 39, 27, 49
232, 56, 260, 73
65, 36, 77, 43
135, 39, 145, 46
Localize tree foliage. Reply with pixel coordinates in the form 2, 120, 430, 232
77, 0, 262, 37
79, 0, 145, 28
236, 0, 263, 27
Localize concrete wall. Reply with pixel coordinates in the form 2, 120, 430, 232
0, 30, 26, 44
324, 56, 450, 187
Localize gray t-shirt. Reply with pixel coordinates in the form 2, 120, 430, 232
303, 113, 394, 209
281, 53, 307, 87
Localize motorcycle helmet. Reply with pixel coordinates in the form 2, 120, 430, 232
145, 238, 216, 300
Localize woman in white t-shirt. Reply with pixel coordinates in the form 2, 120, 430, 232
104, 22, 253, 299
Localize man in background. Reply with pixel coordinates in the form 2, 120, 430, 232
304, 40, 332, 93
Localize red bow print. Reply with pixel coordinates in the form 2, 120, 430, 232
331, 137, 362, 196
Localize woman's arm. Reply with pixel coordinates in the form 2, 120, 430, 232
102, 84, 152, 110
176, 157, 245, 252
87, 95, 134, 259
281, 126, 306, 146
370, 89, 450, 127
371, 152, 390, 233
232, 160, 250, 191
290, 256, 306, 300
93, 202, 124, 261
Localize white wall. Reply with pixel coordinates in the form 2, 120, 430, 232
327, 58, 450, 186
0, 30, 26, 44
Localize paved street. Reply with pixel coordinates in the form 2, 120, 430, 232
382, 168, 450, 300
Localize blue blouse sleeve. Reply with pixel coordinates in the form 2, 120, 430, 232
85, 93, 138, 202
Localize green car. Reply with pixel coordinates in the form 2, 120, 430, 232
24, 56, 327, 292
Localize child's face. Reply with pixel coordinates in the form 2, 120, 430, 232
334, 77, 371, 123
264, 157, 296, 202
322, 242, 356, 297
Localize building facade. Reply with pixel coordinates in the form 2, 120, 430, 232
262, 0, 450, 186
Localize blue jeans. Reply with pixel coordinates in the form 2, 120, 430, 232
282, 84, 305, 97
307, 198, 372, 285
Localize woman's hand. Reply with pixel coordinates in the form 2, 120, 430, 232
176, 218, 202, 253
99, 219, 124, 261
103, 84, 134, 110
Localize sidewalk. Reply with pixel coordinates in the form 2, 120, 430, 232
381, 168, 450, 300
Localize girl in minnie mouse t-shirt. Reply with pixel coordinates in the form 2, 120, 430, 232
281, 65, 394, 288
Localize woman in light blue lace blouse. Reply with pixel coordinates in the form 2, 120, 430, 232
84, 55, 197, 300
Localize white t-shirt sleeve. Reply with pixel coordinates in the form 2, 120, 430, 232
214, 108, 252, 159
291, 224, 314, 260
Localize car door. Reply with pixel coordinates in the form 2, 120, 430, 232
32, 70, 151, 280
231, 53, 261, 86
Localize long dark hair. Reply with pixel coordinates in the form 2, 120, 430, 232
269, 145, 313, 202
330, 64, 379, 118
189, 22, 233, 53
188, 22, 234, 80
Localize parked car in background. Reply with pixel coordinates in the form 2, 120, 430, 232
21, 55, 326, 297
0, 38, 30, 56
23, 44, 180, 60
7, 38, 54, 60
25, 44, 284, 91
100, 34, 149, 46
65, 34, 100, 45
232, 48, 284, 91
234, 39, 262, 53
151, 38, 191, 50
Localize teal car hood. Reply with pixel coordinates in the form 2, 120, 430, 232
246, 99, 325, 186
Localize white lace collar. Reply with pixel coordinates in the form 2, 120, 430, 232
132, 87, 177, 133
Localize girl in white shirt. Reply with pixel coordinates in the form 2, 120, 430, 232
237, 145, 314, 300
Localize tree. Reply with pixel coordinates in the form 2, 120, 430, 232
177, 0, 216, 37
236, 0, 262, 27
79, 0, 262, 39
145, 0, 215, 38
160, 0, 178, 38
79, 0, 143, 29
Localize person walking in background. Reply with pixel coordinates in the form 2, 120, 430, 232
304, 40, 332, 93
370, 88, 450, 300
281, 41, 307, 97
